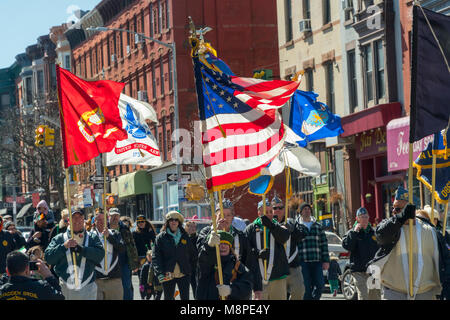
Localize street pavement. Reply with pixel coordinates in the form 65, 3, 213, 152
132, 275, 345, 300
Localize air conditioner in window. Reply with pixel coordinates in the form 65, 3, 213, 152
137, 90, 148, 102
135, 33, 142, 44
111, 54, 116, 63
343, 0, 353, 11
126, 45, 130, 54
299, 19, 312, 33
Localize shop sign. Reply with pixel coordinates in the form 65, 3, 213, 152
355, 128, 387, 158
386, 117, 434, 172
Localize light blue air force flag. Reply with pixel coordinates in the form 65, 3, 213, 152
288, 90, 343, 147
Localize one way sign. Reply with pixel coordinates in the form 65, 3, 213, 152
167, 174, 178, 182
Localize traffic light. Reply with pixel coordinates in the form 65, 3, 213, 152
253, 69, 273, 80
34, 125, 45, 147
44, 126, 55, 146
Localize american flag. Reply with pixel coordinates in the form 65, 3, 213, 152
193, 57, 300, 191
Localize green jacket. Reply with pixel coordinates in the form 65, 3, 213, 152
44, 230, 104, 287
118, 222, 140, 270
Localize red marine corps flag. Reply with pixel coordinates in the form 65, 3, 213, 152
56, 65, 128, 168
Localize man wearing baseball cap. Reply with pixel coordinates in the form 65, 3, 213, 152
342, 207, 380, 300
45, 209, 104, 300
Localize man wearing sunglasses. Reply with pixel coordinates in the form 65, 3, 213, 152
272, 196, 307, 300
391, 186, 409, 216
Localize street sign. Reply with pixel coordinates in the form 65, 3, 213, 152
93, 183, 104, 190
167, 173, 178, 182
90, 176, 110, 182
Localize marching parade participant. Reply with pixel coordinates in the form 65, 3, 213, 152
296, 202, 330, 300
244, 198, 290, 300
44, 209, 104, 300
109, 207, 140, 300
272, 196, 307, 300
369, 202, 450, 300
342, 207, 381, 300
152, 211, 196, 300
92, 210, 126, 300
197, 230, 253, 300
197, 198, 259, 297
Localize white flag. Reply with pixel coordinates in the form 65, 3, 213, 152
105, 94, 162, 167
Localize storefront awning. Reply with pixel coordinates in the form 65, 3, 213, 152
16, 203, 33, 219
118, 170, 152, 198
341, 102, 402, 137
386, 116, 434, 172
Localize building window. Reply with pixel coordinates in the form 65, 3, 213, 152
141, 9, 145, 35
25, 77, 32, 105
149, 4, 154, 36
325, 62, 335, 113
129, 79, 133, 98
158, 0, 163, 33
303, 0, 311, 19
37, 70, 44, 95
161, 1, 167, 30
160, 57, 165, 95
64, 54, 71, 70
348, 50, 358, 111
306, 68, 314, 91
143, 70, 148, 95
166, 0, 170, 28
153, 6, 159, 34
363, 44, 373, 103
375, 40, 385, 100
168, 54, 173, 91
107, 36, 110, 66
136, 73, 140, 93
323, 0, 331, 24
285, 0, 293, 42
152, 61, 156, 99
119, 28, 123, 57
126, 21, 130, 50
90, 50, 94, 77
162, 116, 167, 161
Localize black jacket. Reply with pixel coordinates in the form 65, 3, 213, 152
370, 214, 450, 290
244, 219, 290, 291
133, 226, 156, 257
284, 218, 307, 268
152, 228, 196, 278
197, 225, 259, 288
196, 243, 253, 300
0, 231, 16, 274
0, 275, 64, 300
93, 229, 126, 279
342, 225, 379, 272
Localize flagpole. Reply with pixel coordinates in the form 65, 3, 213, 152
408, 143, 414, 298
262, 194, 267, 283
209, 192, 225, 300
65, 168, 79, 288
430, 154, 437, 224
218, 190, 225, 222
103, 162, 108, 272
443, 203, 449, 237
285, 167, 291, 223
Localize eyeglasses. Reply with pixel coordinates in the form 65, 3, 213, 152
137, 221, 145, 224
168, 218, 178, 222
392, 207, 402, 213
273, 206, 284, 210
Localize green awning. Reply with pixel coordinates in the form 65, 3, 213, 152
118, 170, 152, 198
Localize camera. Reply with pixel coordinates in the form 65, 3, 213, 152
29, 261, 38, 271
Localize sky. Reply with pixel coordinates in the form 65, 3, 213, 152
0, 0, 99, 69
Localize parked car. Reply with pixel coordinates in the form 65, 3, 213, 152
341, 265, 358, 300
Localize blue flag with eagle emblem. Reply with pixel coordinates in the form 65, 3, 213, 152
289, 90, 343, 147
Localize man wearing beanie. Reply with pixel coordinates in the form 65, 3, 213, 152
244, 198, 290, 300
296, 202, 329, 300
342, 207, 380, 300
197, 230, 253, 300
197, 198, 258, 298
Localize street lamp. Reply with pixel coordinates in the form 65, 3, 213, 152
87, 26, 183, 214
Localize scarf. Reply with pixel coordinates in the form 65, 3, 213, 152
352, 221, 372, 233
167, 228, 182, 245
